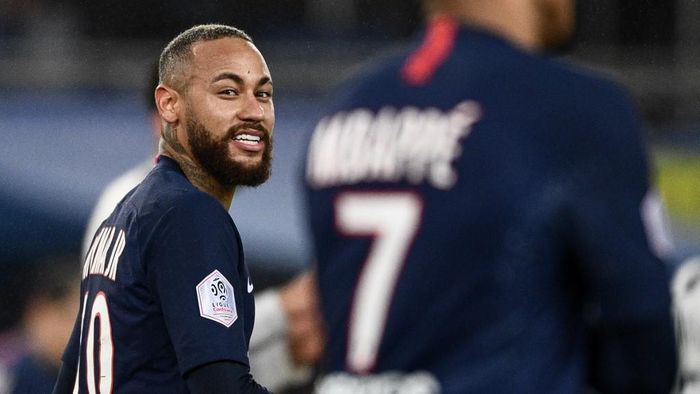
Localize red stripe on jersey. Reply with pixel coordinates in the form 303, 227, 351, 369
401, 16, 458, 86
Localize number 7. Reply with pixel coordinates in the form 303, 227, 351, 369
335, 192, 423, 373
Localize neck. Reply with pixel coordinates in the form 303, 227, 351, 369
159, 138, 235, 209
428, 0, 542, 51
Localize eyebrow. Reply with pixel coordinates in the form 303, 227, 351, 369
211, 72, 273, 87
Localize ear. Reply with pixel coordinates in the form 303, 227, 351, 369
155, 84, 180, 124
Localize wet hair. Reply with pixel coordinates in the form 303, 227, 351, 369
158, 24, 253, 91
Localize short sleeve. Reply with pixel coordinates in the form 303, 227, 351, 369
146, 192, 250, 376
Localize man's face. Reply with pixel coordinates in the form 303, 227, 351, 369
180, 37, 275, 187
538, 0, 576, 49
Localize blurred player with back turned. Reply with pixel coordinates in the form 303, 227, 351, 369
304, 0, 677, 393
54, 24, 274, 393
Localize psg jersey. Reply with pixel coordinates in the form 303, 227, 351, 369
304, 18, 674, 393
62, 156, 256, 393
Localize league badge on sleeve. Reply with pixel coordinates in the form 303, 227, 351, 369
196, 270, 238, 327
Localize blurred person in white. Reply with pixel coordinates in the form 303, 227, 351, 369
6, 255, 79, 394
673, 256, 700, 392
81, 62, 323, 392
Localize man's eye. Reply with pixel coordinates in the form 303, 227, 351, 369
257, 91, 272, 99
221, 89, 238, 96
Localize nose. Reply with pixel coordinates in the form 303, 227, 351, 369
238, 93, 265, 121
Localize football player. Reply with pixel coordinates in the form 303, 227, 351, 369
55, 24, 275, 393
303, 0, 677, 392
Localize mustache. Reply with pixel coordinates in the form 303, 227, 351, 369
225, 122, 271, 142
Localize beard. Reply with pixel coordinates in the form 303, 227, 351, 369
186, 114, 272, 188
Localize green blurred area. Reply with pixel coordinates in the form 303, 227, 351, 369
653, 147, 700, 237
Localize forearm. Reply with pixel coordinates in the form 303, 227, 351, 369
250, 289, 312, 391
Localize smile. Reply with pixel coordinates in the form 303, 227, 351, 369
233, 133, 262, 145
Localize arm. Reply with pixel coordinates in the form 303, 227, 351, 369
278, 271, 324, 366
185, 361, 271, 394
147, 194, 268, 386
249, 272, 324, 391
567, 82, 676, 392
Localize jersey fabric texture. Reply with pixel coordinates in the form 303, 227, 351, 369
79, 155, 311, 391
303, 19, 675, 393
63, 155, 256, 393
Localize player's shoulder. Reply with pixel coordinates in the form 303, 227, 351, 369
524, 52, 633, 112
455, 26, 631, 111
129, 157, 224, 220
157, 184, 220, 215
145, 179, 221, 219
533, 57, 649, 171
496, 49, 640, 144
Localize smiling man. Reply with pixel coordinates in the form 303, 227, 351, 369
54, 25, 274, 393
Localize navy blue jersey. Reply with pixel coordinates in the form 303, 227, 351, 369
62, 156, 256, 393
304, 19, 675, 393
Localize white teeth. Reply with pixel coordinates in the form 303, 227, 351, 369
234, 133, 261, 142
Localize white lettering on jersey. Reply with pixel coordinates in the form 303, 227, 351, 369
306, 100, 481, 190
82, 226, 126, 281
196, 270, 238, 327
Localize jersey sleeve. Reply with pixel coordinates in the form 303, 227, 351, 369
565, 81, 676, 390
567, 81, 672, 320
145, 192, 251, 376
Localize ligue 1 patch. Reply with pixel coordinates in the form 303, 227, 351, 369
196, 270, 237, 327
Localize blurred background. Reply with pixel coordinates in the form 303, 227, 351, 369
1, 0, 699, 360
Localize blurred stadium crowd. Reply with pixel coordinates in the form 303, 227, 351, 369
1, 0, 700, 392
0, 0, 698, 104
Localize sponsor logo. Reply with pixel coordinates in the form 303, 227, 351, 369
196, 270, 237, 327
